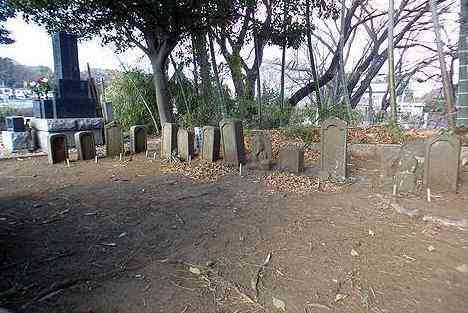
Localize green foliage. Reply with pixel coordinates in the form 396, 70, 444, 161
106, 69, 159, 133
0, 4, 15, 44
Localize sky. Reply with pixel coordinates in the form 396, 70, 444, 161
0, 18, 151, 71
0, 12, 459, 99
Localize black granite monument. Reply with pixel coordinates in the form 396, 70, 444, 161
33, 32, 97, 119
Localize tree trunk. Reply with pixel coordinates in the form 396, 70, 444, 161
226, 52, 246, 98
305, 0, 323, 111
191, 35, 199, 96
150, 52, 174, 124
280, 0, 289, 119
457, 0, 468, 127
208, 31, 227, 116
253, 9, 262, 127
388, 0, 398, 126
430, 0, 455, 129
193, 32, 212, 101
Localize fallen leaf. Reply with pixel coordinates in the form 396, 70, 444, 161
351, 249, 359, 257
427, 245, 435, 252
456, 264, 468, 273
189, 266, 201, 275
272, 296, 286, 311
335, 294, 348, 302
368, 229, 375, 237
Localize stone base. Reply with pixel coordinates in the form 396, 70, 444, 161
1, 131, 30, 152
30, 117, 103, 151
30, 117, 103, 132
36, 129, 103, 151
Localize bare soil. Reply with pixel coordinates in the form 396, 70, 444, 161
1, 144, 467, 313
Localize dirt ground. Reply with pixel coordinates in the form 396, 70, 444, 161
1, 142, 468, 313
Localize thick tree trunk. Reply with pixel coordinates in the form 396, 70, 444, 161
430, 0, 455, 129
193, 32, 212, 100
226, 52, 246, 98
305, 0, 323, 110
457, 0, 468, 126
208, 31, 227, 116
150, 53, 174, 124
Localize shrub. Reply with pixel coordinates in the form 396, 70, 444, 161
106, 69, 159, 133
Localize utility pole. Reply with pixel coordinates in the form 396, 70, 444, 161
430, 0, 455, 129
388, 0, 398, 126
457, 0, 468, 127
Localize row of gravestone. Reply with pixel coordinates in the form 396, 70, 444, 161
387, 132, 463, 194
47, 124, 146, 164
160, 119, 246, 165
159, 117, 350, 181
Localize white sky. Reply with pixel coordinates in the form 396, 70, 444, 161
0, 11, 459, 98
0, 18, 151, 71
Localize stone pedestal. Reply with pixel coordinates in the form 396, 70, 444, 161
202, 126, 221, 162
219, 119, 246, 165
30, 117, 103, 150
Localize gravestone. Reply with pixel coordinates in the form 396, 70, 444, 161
202, 126, 221, 162
34, 32, 96, 119
47, 133, 68, 164
5, 116, 25, 132
161, 123, 178, 159
177, 129, 194, 162
251, 130, 273, 162
105, 125, 122, 157
320, 117, 347, 181
423, 133, 461, 193
219, 119, 246, 165
279, 146, 304, 173
75, 131, 96, 160
130, 125, 147, 154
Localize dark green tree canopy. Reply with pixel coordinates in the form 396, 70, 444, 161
7, 0, 237, 52
0, 1, 15, 44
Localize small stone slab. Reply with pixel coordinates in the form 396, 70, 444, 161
424, 133, 461, 193
251, 130, 272, 162
219, 119, 246, 165
161, 123, 178, 159
105, 125, 122, 157
47, 133, 68, 164
75, 131, 96, 161
279, 146, 304, 173
320, 117, 347, 181
130, 125, 147, 154
202, 126, 221, 162
177, 128, 194, 162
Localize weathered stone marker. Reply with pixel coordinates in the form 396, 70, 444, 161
130, 125, 147, 154
161, 123, 178, 159
105, 125, 122, 157
177, 128, 195, 162
47, 133, 68, 164
202, 126, 221, 162
320, 117, 347, 181
219, 119, 246, 165
279, 146, 304, 173
423, 133, 461, 193
75, 131, 96, 160
251, 130, 273, 162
